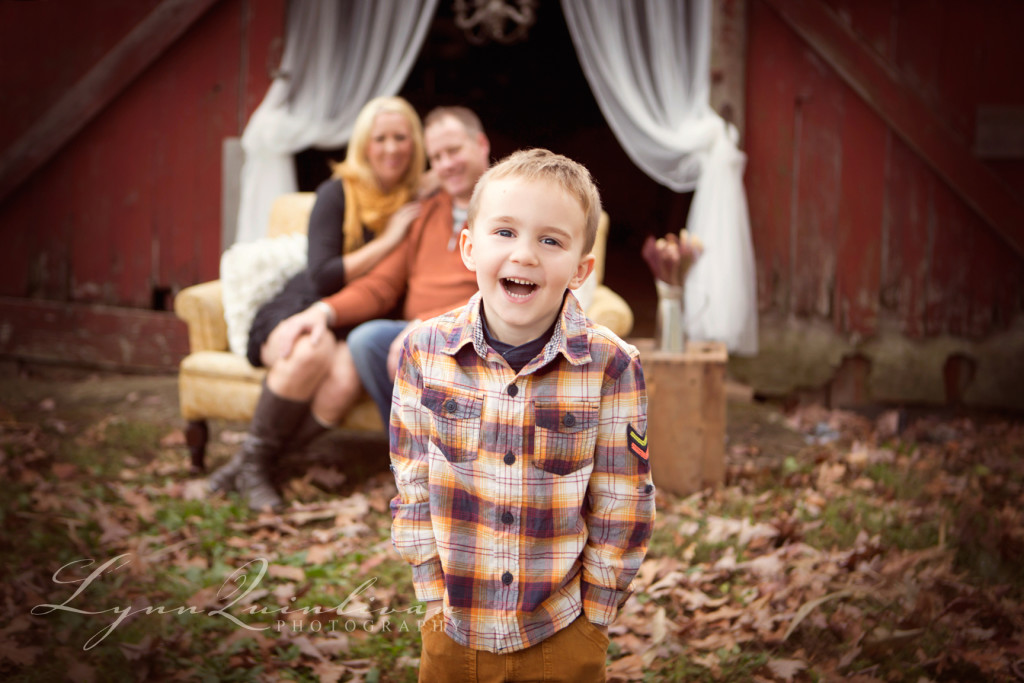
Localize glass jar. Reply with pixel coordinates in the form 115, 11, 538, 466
654, 280, 685, 352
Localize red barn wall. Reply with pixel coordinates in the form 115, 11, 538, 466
2, 0, 1022, 409
0, 0, 285, 309
738, 0, 1024, 409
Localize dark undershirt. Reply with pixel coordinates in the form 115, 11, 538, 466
481, 306, 558, 374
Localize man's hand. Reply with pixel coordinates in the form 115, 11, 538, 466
269, 305, 331, 361
387, 320, 420, 380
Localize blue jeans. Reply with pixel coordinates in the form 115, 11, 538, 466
347, 319, 408, 425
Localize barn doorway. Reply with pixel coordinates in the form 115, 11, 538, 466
296, 2, 694, 337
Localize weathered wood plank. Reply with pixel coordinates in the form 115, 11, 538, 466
0, 297, 189, 372
762, 0, 1024, 259
822, 0, 894, 62
635, 340, 727, 496
0, 0, 220, 204
790, 37, 844, 319
241, 0, 288, 122
975, 106, 1024, 160
150, 1, 246, 294
710, 0, 748, 142
745, 0, 798, 313
881, 135, 930, 338
925, 177, 973, 337
835, 91, 885, 337
966, 209, 1021, 337
0, 1, 161, 153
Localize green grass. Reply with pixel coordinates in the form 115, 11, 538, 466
0, 410, 422, 680
648, 648, 771, 682
4, 378, 1023, 682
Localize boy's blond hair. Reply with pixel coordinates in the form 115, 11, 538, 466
467, 148, 601, 255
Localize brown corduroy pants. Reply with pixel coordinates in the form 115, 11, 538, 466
418, 613, 608, 682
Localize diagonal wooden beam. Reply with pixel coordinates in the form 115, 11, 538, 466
761, 0, 1024, 259
0, 0, 220, 204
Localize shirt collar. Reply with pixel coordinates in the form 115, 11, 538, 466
442, 291, 592, 368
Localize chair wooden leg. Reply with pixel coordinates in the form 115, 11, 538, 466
185, 419, 209, 475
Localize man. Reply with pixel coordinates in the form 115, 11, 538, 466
278, 106, 489, 431
343, 107, 492, 423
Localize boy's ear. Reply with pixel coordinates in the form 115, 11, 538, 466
568, 253, 596, 290
459, 227, 477, 272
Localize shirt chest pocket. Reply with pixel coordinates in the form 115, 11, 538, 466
421, 384, 483, 464
533, 401, 599, 475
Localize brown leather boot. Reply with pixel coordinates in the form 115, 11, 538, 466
238, 406, 333, 510
206, 404, 330, 495
211, 381, 311, 511
288, 411, 330, 453
207, 450, 244, 494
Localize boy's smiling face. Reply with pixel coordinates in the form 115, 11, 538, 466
460, 177, 595, 347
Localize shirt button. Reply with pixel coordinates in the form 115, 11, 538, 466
644, 484, 654, 494
563, 412, 576, 427
504, 451, 515, 465
506, 384, 518, 397
501, 511, 514, 524
443, 398, 457, 413
501, 571, 513, 586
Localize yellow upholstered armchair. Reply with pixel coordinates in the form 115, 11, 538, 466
174, 193, 634, 473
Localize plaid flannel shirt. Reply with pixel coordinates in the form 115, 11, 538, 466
389, 292, 655, 653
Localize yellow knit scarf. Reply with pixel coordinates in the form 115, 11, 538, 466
337, 171, 412, 254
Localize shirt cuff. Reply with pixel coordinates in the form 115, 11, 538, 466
580, 579, 624, 626
411, 559, 445, 602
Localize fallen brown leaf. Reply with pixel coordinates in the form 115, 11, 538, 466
766, 657, 807, 681
607, 653, 646, 681
0, 641, 40, 666
160, 429, 186, 447
51, 462, 78, 479
310, 661, 348, 683
306, 543, 336, 564
268, 564, 305, 582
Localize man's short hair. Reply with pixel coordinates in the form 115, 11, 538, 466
467, 148, 601, 255
424, 106, 484, 135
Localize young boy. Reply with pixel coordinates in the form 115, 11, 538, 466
389, 149, 654, 681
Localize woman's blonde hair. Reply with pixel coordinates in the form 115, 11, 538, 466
332, 96, 425, 191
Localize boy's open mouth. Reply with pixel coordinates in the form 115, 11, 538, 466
501, 277, 538, 299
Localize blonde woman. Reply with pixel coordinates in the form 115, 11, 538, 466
210, 96, 427, 510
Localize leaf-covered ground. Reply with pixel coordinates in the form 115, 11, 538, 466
1, 367, 1022, 682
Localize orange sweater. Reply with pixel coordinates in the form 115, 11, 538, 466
322, 191, 478, 326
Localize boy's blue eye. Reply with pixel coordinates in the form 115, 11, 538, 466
542, 237, 561, 246
496, 229, 514, 238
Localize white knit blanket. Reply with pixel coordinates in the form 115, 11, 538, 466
220, 233, 308, 357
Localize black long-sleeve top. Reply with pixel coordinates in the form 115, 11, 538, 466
306, 177, 373, 297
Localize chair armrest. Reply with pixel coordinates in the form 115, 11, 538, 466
174, 280, 229, 353
587, 285, 634, 339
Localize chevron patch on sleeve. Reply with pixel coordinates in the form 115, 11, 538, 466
627, 424, 649, 461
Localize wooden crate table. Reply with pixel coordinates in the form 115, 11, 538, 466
631, 339, 728, 497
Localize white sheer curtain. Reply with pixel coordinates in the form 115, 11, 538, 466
561, 0, 758, 355
234, 0, 439, 244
